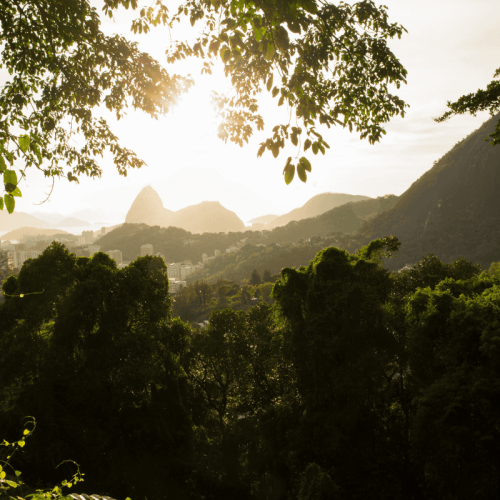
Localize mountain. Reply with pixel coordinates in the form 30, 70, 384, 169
248, 214, 279, 225
351, 114, 500, 271
125, 187, 245, 233
28, 212, 66, 225
2, 227, 70, 241
265, 192, 372, 230
126, 186, 174, 226
350, 195, 399, 220
267, 202, 364, 243
171, 201, 245, 233
55, 217, 91, 228
0, 211, 48, 232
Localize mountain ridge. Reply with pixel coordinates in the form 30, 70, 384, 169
265, 192, 372, 229
125, 187, 245, 233
350, 114, 500, 270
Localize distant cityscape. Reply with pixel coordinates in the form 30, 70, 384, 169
0, 227, 243, 295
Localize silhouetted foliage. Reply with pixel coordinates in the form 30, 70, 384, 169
2, 239, 500, 499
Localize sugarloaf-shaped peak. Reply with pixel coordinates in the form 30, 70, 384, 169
126, 186, 173, 226
124, 188, 245, 233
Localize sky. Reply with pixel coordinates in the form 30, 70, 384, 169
5, 0, 500, 222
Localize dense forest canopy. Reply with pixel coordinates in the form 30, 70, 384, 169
1, 240, 500, 499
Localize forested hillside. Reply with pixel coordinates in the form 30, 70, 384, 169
187, 234, 346, 284
352, 114, 500, 271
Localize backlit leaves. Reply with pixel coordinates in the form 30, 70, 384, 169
1, 0, 409, 208
283, 159, 295, 185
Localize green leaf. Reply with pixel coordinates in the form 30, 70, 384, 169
299, 156, 312, 172
31, 142, 42, 164
265, 42, 275, 61
0, 471, 6, 479
4, 169, 17, 186
6, 480, 18, 488
23, 429, 29, 436
0, 155, 6, 172
312, 142, 319, 155
18, 440, 25, 447
10, 187, 22, 197
266, 74, 273, 92
253, 25, 266, 42
297, 163, 307, 182
4, 194, 14, 213
304, 139, 312, 151
291, 133, 298, 146
0, 197, 3, 210
257, 143, 266, 158
283, 159, 295, 185
19, 135, 30, 153
15, 470, 21, 476
272, 87, 279, 98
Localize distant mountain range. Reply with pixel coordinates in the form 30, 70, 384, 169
28, 212, 66, 226
0, 211, 48, 232
2, 227, 70, 241
126, 186, 246, 233
264, 192, 372, 230
97, 113, 500, 275
248, 214, 278, 225
266, 195, 399, 243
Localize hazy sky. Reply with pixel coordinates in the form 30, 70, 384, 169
6, 0, 500, 221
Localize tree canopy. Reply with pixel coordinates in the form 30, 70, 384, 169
0, 0, 408, 212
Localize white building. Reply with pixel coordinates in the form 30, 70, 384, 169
10, 250, 42, 269
82, 230, 94, 244
168, 278, 186, 294
105, 249, 122, 265
140, 244, 153, 257
168, 262, 196, 281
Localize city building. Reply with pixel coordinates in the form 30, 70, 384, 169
140, 244, 153, 257
168, 278, 186, 294
82, 230, 94, 244
10, 250, 42, 269
105, 249, 122, 265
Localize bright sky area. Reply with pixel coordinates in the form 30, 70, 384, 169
5, 0, 500, 222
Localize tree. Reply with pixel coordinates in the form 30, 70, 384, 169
0, 248, 12, 293
406, 272, 500, 497
0, 0, 408, 212
435, 67, 500, 145
262, 269, 273, 283
0, 249, 195, 499
0, 0, 192, 213
271, 238, 401, 495
250, 269, 261, 285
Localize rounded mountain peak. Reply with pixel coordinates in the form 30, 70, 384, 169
126, 186, 172, 225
